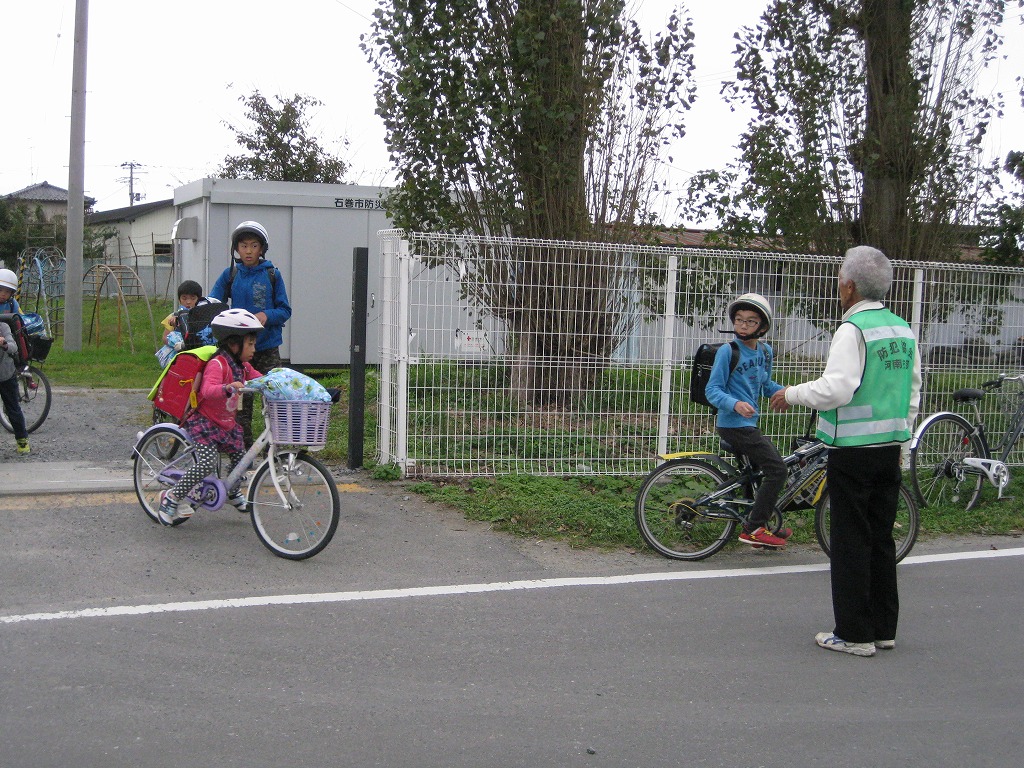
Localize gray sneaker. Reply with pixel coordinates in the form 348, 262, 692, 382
815, 632, 876, 657
157, 491, 194, 526
228, 490, 248, 512
875, 639, 896, 650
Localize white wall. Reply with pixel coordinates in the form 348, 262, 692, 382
173, 178, 392, 366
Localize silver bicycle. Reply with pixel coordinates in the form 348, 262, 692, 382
132, 389, 341, 560
909, 373, 1024, 511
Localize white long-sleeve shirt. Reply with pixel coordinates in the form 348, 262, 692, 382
784, 300, 922, 429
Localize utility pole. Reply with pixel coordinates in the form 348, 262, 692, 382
65, 0, 88, 352
121, 161, 143, 206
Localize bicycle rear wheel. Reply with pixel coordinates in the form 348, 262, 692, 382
249, 450, 340, 560
151, 407, 181, 460
634, 459, 738, 561
909, 413, 985, 510
133, 426, 197, 526
814, 483, 919, 563
0, 366, 51, 434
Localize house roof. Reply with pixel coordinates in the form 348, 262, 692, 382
4, 181, 96, 207
86, 198, 174, 225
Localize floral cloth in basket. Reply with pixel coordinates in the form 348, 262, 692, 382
247, 367, 332, 402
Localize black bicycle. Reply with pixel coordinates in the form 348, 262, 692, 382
635, 426, 919, 562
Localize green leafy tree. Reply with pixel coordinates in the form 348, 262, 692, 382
684, 0, 1020, 263
364, 0, 695, 404
981, 150, 1024, 265
0, 200, 66, 267
217, 91, 349, 183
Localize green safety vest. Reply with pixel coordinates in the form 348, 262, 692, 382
817, 308, 915, 447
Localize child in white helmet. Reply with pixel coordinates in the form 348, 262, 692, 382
704, 293, 789, 549
157, 308, 265, 525
0, 268, 30, 455
0, 268, 22, 314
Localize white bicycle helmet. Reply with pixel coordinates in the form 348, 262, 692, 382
727, 292, 773, 338
230, 220, 270, 256
0, 268, 18, 292
210, 308, 264, 342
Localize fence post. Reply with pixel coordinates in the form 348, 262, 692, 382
378, 238, 396, 465
348, 246, 369, 468
656, 252, 679, 457
396, 239, 412, 475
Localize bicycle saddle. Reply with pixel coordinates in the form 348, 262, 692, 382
952, 388, 984, 402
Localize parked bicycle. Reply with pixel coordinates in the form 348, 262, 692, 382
909, 373, 1024, 511
635, 422, 919, 562
133, 388, 342, 560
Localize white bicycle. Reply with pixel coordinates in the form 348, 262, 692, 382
132, 389, 341, 560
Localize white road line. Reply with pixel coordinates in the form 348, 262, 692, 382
3, 546, 1023, 625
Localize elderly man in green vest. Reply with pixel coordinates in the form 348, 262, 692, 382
770, 246, 921, 657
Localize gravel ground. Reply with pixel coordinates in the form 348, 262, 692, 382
8, 387, 164, 465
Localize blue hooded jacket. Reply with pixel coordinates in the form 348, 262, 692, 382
210, 259, 291, 353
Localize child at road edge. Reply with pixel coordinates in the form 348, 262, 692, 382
157, 309, 265, 525
0, 269, 30, 455
704, 292, 790, 549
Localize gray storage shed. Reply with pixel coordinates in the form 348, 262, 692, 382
172, 178, 392, 366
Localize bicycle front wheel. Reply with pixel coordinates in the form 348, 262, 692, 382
133, 426, 197, 525
909, 413, 985, 510
0, 366, 52, 434
814, 483, 919, 563
249, 450, 340, 560
634, 459, 738, 561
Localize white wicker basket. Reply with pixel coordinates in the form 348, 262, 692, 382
265, 400, 331, 448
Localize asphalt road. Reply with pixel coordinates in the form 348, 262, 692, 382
1, 480, 1022, 768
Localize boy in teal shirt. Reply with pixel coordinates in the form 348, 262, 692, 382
705, 293, 789, 549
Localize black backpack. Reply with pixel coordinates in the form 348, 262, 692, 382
690, 340, 771, 412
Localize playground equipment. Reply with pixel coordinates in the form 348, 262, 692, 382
84, 264, 159, 353
15, 247, 64, 338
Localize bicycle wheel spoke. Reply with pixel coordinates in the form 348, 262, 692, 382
250, 452, 340, 560
635, 460, 737, 560
132, 427, 196, 525
910, 414, 984, 509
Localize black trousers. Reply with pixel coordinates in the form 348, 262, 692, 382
0, 375, 28, 440
826, 444, 901, 643
717, 426, 787, 532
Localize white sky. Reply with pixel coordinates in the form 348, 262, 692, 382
2, 1, 1021, 223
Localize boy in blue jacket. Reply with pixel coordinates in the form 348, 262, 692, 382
210, 220, 292, 446
705, 293, 789, 549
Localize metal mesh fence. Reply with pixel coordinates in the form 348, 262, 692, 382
379, 231, 1024, 478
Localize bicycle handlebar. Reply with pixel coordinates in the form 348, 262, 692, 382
983, 374, 1024, 391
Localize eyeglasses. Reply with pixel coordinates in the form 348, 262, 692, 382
733, 317, 761, 327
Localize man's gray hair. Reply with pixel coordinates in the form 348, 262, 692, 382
840, 246, 892, 301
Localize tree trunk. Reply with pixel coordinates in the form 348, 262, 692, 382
859, 0, 920, 257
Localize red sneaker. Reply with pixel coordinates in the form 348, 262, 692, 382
739, 527, 787, 548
